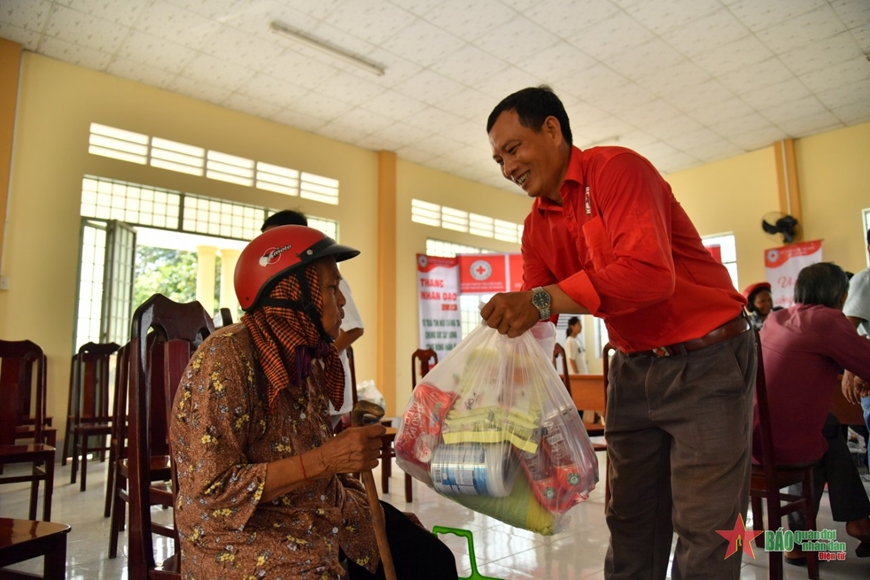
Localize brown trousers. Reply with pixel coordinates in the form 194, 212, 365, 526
604, 330, 756, 580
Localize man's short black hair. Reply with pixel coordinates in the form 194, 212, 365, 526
866, 228, 869, 246
486, 86, 573, 147
794, 262, 849, 308
262, 210, 307, 232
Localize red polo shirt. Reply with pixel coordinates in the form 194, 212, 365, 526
522, 146, 744, 353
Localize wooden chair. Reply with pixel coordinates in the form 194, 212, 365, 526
555, 342, 606, 440
0, 517, 71, 579
66, 341, 121, 491
105, 342, 131, 519
332, 346, 360, 437
125, 294, 214, 580
108, 336, 176, 560
750, 333, 819, 579
0, 339, 56, 521
212, 307, 233, 329
552, 342, 571, 393
5, 341, 56, 450
390, 349, 437, 502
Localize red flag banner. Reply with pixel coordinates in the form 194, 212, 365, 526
509, 253, 524, 291
458, 254, 508, 293
706, 245, 722, 263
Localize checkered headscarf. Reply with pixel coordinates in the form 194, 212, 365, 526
241, 264, 344, 413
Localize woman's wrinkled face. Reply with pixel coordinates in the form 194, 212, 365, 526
754, 289, 773, 316
316, 257, 345, 340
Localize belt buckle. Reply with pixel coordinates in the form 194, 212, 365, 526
651, 346, 670, 357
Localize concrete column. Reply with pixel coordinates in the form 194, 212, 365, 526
219, 248, 240, 317
196, 245, 217, 315
377, 150, 397, 414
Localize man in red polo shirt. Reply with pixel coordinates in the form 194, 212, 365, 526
481, 86, 755, 579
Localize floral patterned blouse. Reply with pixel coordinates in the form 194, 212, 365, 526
170, 323, 379, 579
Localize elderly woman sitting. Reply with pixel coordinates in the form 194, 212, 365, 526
754, 262, 870, 563
170, 225, 457, 579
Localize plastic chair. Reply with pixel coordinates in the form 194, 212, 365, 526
0, 518, 70, 579
431, 526, 503, 580
125, 294, 214, 580
67, 341, 121, 491
750, 333, 819, 579
0, 339, 56, 520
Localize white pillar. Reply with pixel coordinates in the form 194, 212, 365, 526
219, 248, 240, 317
196, 245, 217, 315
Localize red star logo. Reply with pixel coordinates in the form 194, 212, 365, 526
716, 514, 764, 559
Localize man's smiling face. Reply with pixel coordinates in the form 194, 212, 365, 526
488, 109, 567, 204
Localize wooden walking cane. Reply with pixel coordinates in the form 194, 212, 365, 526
350, 401, 398, 580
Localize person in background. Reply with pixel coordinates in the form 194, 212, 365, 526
480, 86, 754, 579
170, 225, 457, 579
743, 281, 774, 330
755, 262, 870, 562
263, 210, 364, 429
564, 316, 588, 374
841, 228, 870, 473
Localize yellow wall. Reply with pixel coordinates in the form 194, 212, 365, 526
667, 123, 870, 287
2, 53, 383, 441
796, 122, 870, 272
666, 147, 780, 289
0, 50, 530, 439
394, 160, 531, 409
2, 46, 869, 444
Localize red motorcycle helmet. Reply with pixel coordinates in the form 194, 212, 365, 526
235, 225, 359, 311
742, 281, 772, 313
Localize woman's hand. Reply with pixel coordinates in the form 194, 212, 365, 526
261, 424, 386, 502
842, 370, 870, 405
319, 424, 387, 475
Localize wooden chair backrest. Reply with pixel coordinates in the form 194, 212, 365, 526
111, 342, 130, 456
552, 342, 571, 394
346, 346, 358, 406
753, 332, 779, 477
213, 307, 234, 329
0, 340, 46, 445
71, 342, 121, 425
411, 348, 437, 387
126, 294, 214, 579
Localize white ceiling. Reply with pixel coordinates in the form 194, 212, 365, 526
2, 0, 869, 194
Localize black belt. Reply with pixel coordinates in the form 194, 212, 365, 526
634, 313, 751, 358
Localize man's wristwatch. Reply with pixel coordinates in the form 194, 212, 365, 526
531, 287, 551, 320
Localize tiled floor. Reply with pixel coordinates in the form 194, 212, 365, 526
2, 453, 868, 579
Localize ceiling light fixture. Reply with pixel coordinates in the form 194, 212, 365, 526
270, 21, 385, 77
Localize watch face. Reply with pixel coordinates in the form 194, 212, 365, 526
532, 289, 550, 309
